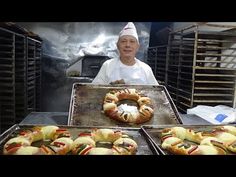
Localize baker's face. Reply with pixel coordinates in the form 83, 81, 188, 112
117, 35, 140, 59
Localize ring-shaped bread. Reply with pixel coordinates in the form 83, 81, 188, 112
103, 89, 154, 124
71, 128, 138, 155
160, 126, 236, 155
3, 126, 73, 155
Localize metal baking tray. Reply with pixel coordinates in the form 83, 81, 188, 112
0, 124, 159, 155
68, 83, 182, 127
141, 124, 236, 155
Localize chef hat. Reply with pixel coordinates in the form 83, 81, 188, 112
119, 22, 139, 43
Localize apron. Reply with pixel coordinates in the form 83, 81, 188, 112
110, 59, 147, 84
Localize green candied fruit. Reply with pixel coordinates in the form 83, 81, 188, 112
178, 143, 191, 149
231, 141, 236, 148
109, 91, 116, 94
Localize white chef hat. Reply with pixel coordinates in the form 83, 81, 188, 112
119, 22, 139, 43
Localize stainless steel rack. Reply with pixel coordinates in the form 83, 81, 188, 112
147, 45, 168, 85
148, 24, 236, 113
166, 24, 236, 113
0, 24, 42, 133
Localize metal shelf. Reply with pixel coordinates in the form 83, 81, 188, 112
0, 25, 42, 133
166, 24, 236, 113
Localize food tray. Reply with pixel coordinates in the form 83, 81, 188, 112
68, 83, 182, 127
0, 124, 159, 155
141, 124, 236, 155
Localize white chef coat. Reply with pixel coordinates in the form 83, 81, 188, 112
92, 58, 159, 85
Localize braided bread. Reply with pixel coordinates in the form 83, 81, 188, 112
3, 127, 138, 155
161, 126, 236, 155
71, 128, 138, 155
103, 88, 154, 124
3, 126, 73, 155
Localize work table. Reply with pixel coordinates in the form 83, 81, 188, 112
20, 112, 211, 125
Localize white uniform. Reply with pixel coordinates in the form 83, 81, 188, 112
92, 58, 159, 85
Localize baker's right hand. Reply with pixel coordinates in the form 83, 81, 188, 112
109, 79, 125, 85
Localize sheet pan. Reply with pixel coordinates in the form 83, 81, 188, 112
0, 124, 159, 155
141, 124, 236, 155
68, 83, 182, 127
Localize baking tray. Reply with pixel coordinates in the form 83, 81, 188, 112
68, 83, 182, 127
0, 124, 159, 155
141, 124, 236, 155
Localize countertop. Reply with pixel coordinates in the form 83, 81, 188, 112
20, 112, 211, 125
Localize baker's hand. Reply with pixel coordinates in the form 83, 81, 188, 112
110, 79, 125, 85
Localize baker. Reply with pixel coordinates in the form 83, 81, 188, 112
92, 22, 159, 85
